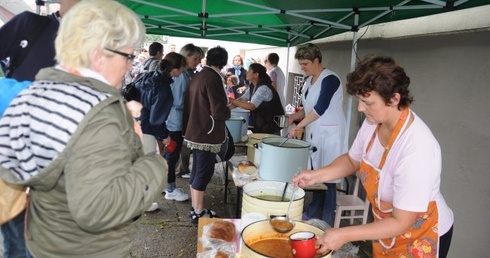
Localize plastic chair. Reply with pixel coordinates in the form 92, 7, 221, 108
334, 175, 370, 228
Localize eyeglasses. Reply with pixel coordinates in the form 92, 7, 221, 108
104, 48, 136, 62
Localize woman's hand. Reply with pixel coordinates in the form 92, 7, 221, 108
316, 228, 347, 253
288, 125, 303, 139
162, 136, 171, 146
292, 169, 317, 188
286, 113, 296, 126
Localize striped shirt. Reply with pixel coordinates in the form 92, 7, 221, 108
0, 80, 110, 181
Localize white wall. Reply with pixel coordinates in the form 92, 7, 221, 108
246, 9, 490, 258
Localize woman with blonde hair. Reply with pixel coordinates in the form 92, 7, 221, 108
0, 1, 166, 257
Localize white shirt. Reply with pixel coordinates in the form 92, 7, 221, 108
349, 112, 454, 235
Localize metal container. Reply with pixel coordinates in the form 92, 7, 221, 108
241, 181, 304, 220
258, 137, 315, 182
225, 116, 246, 143
273, 115, 289, 128
246, 133, 280, 165
231, 107, 250, 141
241, 220, 332, 258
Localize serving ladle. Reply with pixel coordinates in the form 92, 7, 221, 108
270, 183, 297, 233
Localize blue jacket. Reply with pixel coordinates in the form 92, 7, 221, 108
0, 78, 31, 115
166, 69, 190, 131
138, 71, 173, 140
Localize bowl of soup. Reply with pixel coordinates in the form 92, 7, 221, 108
241, 219, 331, 258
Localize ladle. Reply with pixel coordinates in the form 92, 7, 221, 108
270, 183, 297, 233
278, 137, 289, 147
280, 182, 289, 201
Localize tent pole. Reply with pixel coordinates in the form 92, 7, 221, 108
285, 42, 290, 105
346, 13, 359, 144
201, 0, 207, 37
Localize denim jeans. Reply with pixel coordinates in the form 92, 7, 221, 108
1, 210, 32, 258
304, 183, 337, 227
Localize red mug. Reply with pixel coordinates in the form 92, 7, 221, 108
289, 231, 317, 258
164, 139, 177, 154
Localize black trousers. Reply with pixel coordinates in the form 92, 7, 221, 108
439, 225, 453, 258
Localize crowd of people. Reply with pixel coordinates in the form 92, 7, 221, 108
0, 0, 453, 257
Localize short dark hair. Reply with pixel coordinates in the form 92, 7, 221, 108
148, 42, 163, 56
346, 55, 413, 109
206, 46, 228, 69
160, 52, 186, 76
294, 43, 322, 63
267, 53, 279, 65
248, 63, 271, 86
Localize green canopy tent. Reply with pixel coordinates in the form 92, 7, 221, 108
117, 0, 488, 47
116, 0, 489, 135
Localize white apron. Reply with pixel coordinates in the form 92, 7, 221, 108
302, 69, 347, 183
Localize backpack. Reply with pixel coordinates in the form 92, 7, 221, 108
121, 59, 156, 102
215, 126, 235, 163
121, 79, 141, 102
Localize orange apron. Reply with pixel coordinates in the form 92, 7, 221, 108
359, 108, 440, 257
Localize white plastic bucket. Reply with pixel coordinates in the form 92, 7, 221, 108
241, 181, 304, 220
225, 116, 246, 143
231, 107, 250, 140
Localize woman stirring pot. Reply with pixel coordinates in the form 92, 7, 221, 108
293, 55, 454, 257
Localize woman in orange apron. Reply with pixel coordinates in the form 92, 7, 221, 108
293, 55, 453, 257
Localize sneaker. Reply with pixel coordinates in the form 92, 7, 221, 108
145, 202, 159, 212
164, 188, 189, 201
181, 173, 191, 179
191, 209, 217, 224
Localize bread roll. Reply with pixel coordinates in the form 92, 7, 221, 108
207, 221, 236, 242
238, 161, 257, 175
215, 250, 230, 258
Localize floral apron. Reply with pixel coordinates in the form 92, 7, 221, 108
358, 108, 440, 258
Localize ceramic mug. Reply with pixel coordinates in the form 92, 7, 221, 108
289, 231, 317, 258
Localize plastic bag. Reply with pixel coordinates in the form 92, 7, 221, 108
199, 220, 238, 254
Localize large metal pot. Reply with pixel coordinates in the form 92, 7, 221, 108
258, 137, 316, 182
241, 181, 305, 220
241, 220, 332, 258
246, 133, 280, 165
